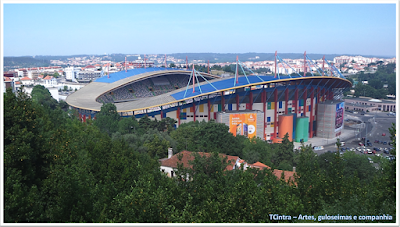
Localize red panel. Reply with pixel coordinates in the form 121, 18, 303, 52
246, 103, 251, 110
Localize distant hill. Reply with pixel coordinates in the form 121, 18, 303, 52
4, 56, 50, 68
168, 53, 340, 62
4, 53, 395, 70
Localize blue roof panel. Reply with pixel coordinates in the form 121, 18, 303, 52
171, 75, 301, 100
95, 67, 184, 83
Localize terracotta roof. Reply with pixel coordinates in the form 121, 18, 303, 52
15, 81, 21, 84
4, 77, 12, 82
20, 77, 32, 81
43, 76, 54, 80
249, 161, 270, 169
38, 75, 44, 79
272, 169, 296, 183
160, 150, 239, 171
85, 65, 95, 68
160, 151, 296, 183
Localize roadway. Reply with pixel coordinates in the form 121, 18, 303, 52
294, 111, 396, 157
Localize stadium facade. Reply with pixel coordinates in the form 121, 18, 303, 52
66, 66, 352, 142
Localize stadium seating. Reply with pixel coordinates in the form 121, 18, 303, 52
95, 74, 207, 104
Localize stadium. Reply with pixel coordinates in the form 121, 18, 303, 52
66, 54, 352, 143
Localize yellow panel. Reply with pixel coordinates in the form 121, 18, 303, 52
271, 102, 275, 109
199, 104, 204, 112
210, 105, 214, 112
183, 108, 186, 113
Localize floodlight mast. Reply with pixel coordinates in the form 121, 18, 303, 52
192, 64, 195, 93
235, 55, 239, 84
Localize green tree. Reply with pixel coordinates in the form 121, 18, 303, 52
31, 84, 58, 110
94, 103, 120, 136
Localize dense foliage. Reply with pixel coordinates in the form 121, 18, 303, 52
4, 88, 396, 223
346, 63, 396, 99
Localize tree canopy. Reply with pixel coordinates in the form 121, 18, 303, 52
4, 88, 396, 223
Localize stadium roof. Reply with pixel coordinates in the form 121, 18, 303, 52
66, 68, 352, 113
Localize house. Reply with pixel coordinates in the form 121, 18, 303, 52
43, 75, 57, 87
159, 150, 296, 184
20, 76, 34, 86
3, 76, 13, 92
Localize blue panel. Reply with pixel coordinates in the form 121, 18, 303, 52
267, 117, 271, 122
279, 101, 282, 109
309, 105, 311, 111
228, 103, 232, 110
95, 67, 182, 83
171, 75, 300, 100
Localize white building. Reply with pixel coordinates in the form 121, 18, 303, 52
65, 66, 81, 82
43, 76, 57, 87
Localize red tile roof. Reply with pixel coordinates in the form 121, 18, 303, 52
160, 151, 296, 183
160, 150, 239, 171
272, 169, 296, 183
20, 77, 32, 81
4, 77, 12, 82
85, 65, 95, 68
43, 76, 54, 80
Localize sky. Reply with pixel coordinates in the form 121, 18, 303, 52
2, 2, 398, 57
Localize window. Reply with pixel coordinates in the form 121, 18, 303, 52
171, 171, 174, 177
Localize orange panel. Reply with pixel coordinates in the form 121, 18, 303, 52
278, 114, 293, 141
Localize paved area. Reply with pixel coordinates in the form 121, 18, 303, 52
293, 111, 395, 154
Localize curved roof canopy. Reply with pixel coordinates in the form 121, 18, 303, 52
66, 67, 351, 113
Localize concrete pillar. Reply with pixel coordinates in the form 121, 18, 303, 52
262, 89, 267, 140
193, 102, 196, 122
177, 106, 181, 126
273, 88, 278, 139
249, 91, 253, 110
309, 87, 314, 138
285, 88, 289, 114
207, 99, 211, 121
221, 92, 225, 111
303, 87, 307, 116
236, 93, 240, 110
